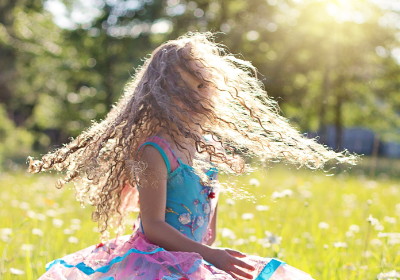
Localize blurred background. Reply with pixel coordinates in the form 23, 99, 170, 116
0, 0, 399, 172
1, 2, 400, 279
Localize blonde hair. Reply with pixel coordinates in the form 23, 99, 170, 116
28, 31, 356, 236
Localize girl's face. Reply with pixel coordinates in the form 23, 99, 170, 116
174, 63, 215, 126
176, 62, 214, 101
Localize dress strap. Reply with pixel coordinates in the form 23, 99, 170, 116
138, 141, 172, 174
152, 136, 180, 162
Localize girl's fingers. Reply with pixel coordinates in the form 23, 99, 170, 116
230, 266, 254, 279
226, 248, 246, 258
227, 271, 240, 280
232, 257, 256, 271
227, 271, 247, 280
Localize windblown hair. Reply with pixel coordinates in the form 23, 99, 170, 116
28, 31, 356, 237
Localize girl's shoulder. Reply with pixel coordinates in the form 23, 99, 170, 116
138, 136, 180, 173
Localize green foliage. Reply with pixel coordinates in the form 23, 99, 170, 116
0, 105, 34, 169
0, 0, 399, 168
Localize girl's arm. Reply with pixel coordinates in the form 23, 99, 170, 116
137, 146, 255, 279
206, 203, 217, 246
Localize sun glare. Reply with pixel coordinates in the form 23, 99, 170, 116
324, 0, 367, 24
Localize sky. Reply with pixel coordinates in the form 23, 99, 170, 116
44, 0, 103, 29
45, 0, 400, 29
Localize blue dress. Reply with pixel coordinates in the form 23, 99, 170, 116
38, 136, 314, 280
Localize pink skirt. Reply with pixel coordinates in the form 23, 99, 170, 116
39, 231, 314, 280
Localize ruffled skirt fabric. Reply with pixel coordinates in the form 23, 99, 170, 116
39, 231, 314, 280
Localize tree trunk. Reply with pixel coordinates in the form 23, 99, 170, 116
318, 67, 330, 144
334, 93, 343, 151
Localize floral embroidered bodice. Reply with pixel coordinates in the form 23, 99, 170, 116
137, 136, 219, 244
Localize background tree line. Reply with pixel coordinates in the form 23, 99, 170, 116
0, 0, 399, 169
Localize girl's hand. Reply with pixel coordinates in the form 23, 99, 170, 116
204, 247, 255, 279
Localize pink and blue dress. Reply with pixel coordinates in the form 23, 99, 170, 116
39, 136, 314, 280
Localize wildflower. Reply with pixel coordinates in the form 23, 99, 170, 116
234, 238, 246, 246
70, 223, 81, 231
281, 189, 293, 197
271, 191, 282, 200
342, 194, 356, 208
46, 209, 57, 217
63, 228, 74, 235
318, 222, 329, 229
343, 263, 356, 271
363, 250, 372, 258
383, 216, 396, 224
370, 238, 383, 246
292, 238, 300, 244
367, 215, 384, 231
299, 189, 312, 199
52, 218, 64, 228
264, 231, 282, 245
26, 210, 36, 219
377, 270, 400, 279
221, 228, 236, 239
37, 213, 46, 221
0, 228, 12, 242
244, 228, 256, 234
68, 236, 79, 244
258, 231, 281, 248
346, 224, 360, 238
225, 198, 235, 205
365, 180, 378, 189
271, 189, 293, 200
348, 224, 360, 233
19, 202, 30, 210
32, 228, 44, 236
241, 213, 254, 220
10, 268, 25, 275
333, 242, 348, 248
249, 178, 260, 187
258, 238, 271, 248
0, 228, 12, 236
21, 244, 34, 252
378, 232, 400, 245
255, 205, 269, 211
302, 232, 312, 240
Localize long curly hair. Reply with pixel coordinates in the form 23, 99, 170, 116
28, 31, 356, 237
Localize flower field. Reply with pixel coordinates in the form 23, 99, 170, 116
0, 165, 399, 279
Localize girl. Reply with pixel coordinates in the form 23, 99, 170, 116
29, 31, 355, 279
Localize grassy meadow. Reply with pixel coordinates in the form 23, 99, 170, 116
0, 163, 399, 279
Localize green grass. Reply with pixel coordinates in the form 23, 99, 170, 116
0, 165, 399, 279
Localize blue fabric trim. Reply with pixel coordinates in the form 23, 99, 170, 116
138, 142, 171, 173
255, 258, 285, 280
202, 259, 213, 266
45, 247, 165, 275
162, 275, 185, 280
